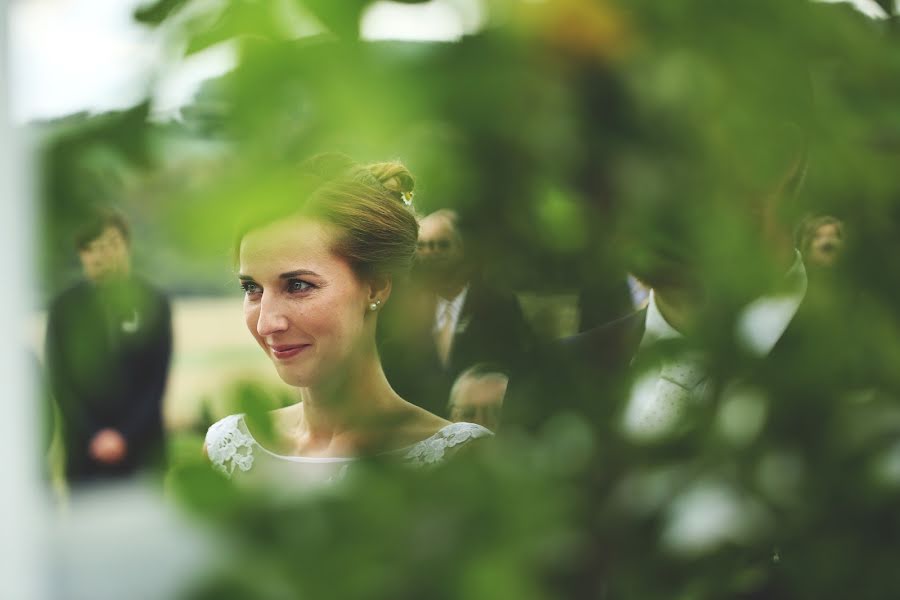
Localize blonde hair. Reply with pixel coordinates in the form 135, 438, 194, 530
366, 161, 415, 204
236, 155, 419, 282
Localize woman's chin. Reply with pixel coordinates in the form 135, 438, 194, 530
273, 366, 313, 388
271, 352, 343, 389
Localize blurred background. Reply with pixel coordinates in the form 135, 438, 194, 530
6, 0, 900, 598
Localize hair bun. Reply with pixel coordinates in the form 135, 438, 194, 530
366, 161, 415, 206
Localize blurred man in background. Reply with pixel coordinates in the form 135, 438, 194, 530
45, 209, 172, 486
380, 209, 531, 420
501, 6, 884, 594
505, 3, 818, 436
797, 215, 845, 269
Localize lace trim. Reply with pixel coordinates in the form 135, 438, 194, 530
205, 414, 256, 477
326, 464, 351, 484
205, 416, 492, 476
403, 422, 493, 467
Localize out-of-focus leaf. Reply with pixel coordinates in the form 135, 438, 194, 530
296, 0, 370, 39
185, 1, 292, 54
134, 0, 190, 24
873, 0, 895, 18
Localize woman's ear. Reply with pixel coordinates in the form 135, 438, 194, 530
367, 274, 393, 306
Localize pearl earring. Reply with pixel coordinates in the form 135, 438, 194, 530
369, 300, 381, 312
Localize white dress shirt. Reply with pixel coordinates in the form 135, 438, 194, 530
622, 252, 808, 441
433, 285, 470, 338
736, 250, 807, 356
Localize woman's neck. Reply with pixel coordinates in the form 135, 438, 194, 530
296, 347, 403, 452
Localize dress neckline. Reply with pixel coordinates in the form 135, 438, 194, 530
235, 414, 469, 464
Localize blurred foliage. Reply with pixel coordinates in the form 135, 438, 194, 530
37, 0, 900, 597
171, 425, 591, 600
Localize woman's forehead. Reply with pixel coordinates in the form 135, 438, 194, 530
239, 217, 340, 274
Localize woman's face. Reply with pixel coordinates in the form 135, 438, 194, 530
239, 217, 375, 388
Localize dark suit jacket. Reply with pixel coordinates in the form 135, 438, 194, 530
379, 278, 534, 417
45, 276, 172, 482
503, 308, 646, 434
576, 274, 635, 332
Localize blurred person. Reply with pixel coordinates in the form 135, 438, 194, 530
448, 365, 509, 432
505, 4, 818, 438
796, 215, 845, 269
45, 209, 172, 485
789, 215, 851, 333
379, 209, 533, 418
509, 171, 811, 439
204, 156, 492, 485
499, 6, 895, 596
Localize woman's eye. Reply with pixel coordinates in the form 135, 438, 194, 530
240, 281, 261, 295
288, 279, 314, 293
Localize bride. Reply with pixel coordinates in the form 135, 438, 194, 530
205, 156, 492, 485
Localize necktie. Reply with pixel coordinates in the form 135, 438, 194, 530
435, 303, 455, 367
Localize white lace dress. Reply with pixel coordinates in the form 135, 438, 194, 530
205, 414, 492, 487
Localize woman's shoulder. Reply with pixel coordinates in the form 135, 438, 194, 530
401, 421, 493, 467
206, 413, 246, 435
205, 413, 257, 476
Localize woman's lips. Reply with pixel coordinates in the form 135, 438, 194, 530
269, 344, 310, 360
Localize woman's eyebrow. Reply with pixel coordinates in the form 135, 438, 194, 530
237, 270, 321, 281
279, 269, 320, 279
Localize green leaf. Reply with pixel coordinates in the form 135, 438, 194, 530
134, 0, 190, 25
296, 0, 370, 39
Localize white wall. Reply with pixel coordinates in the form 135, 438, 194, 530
1, 2, 44, 597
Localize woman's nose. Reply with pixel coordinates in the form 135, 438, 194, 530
256, 295, 289, 336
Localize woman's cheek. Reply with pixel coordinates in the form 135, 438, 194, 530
243, 304, 260, 336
